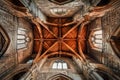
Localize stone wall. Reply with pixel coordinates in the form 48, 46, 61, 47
0, 1, 33, 78
87, 4, 120, 76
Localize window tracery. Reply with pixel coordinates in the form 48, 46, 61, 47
52, 60, 68, 69
17, 28, 29, 50
90, 30, 103, 51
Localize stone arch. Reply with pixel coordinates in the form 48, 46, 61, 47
46, 52, 76, 58
94, 64, 120, 80
110, 26, 120, 58
95, 69, 119, 80
0, 25, 10, 57
48, 73, 73, 80
12, 71, 27, 80
2, 64, 30, 80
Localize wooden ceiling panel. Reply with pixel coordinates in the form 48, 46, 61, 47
61, 26, 72, 37
61, 42, 70, 52
49, 26, 59, 37
42, 27, 56, 39
33, 41, 41, 54
48, 42, 59, 52
64, 28, 78, 39
43, 40, 57, 50
64, 40, 78, 53
79, 40, 86, 52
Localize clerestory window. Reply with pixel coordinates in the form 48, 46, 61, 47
17, 28, 29, 49
90, 30, 103, 51
52, 60, 68, 69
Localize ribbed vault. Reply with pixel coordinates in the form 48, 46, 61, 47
34, 17, 87, 62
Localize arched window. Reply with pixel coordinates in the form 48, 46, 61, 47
17, 28, 29, 50
52, 60, 68, 69
50, 8, 68, 16
90, 30, 103, 51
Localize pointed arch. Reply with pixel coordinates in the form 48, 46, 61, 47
48, 73, 73, 80
0, 25, 10, 57
110, 26, 120, 58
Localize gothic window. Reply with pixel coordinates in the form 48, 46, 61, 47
90, 30, 103, 51
50, 8, 68, 16
52, 60, 68, 69
17, 28, 29, 50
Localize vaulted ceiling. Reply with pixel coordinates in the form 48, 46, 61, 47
4, 0, 113, 62
29, 0, 106, 62
1, 0, 120, 80
33, 17, 87, 62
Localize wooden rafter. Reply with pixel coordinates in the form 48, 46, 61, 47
46, 52, 76, 58
62, 42, 83, 61
77, 21, 90, 61
34, 39, 57, 40
62, 20, 77, 26
43, 21, 59, 26
62, 19, 84, 38
43, 20, 77, 27
35, 41, 58, 62
32, 19, 43, 38
38, 20, 58, 38
32, 19, 43, 62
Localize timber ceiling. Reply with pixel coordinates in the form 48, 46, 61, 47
33, 17, 87, 61
4, 0, 113, 61
28, 0, 105, 61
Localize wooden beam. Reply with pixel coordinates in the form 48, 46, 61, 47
32, 19, 43, 62
62, 21, 77, 26
32, 19, 43, 38
62, 42, 83, 61
62, 19, 84, 38
44, 41, 50, 48
43, 21, 58, 26
46, 52, 76, 58
78, 41, 86, 60
78, 21, 90, 60
63, 39, 77, 40
35, 41, 58, 62
44, 20, 77, 27
34, 39, 57, 40
38, 20, 58, 38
